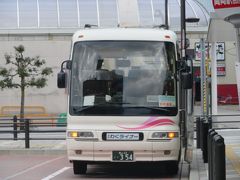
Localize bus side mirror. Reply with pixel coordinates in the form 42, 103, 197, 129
57, 71, 66, 88
57, 60, 71, 88
182, 72, 192, 89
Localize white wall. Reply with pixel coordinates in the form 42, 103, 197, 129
187, 33, 237, 85
0, 34, 71, 114
217, 41, 237, 84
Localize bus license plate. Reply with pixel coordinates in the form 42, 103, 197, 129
112, 151, 134, 161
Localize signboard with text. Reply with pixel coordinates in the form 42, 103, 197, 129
217, 63, 226, 76
194, 42, 225, 61
194, 42, 211, 61
212, 0, 240, 9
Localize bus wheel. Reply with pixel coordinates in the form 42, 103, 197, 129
73, 161, 87, 175
167, 161, 179, 175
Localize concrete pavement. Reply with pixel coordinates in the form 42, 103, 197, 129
0, 139, 204, 179
190, 105, 240, 179
0, 140, 66, 155
1, 105, 240, 179
190, 142, 240, 180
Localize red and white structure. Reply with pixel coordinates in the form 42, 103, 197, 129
208, 0, 240, 113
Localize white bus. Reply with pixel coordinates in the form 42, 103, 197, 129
58, 28, 193, 175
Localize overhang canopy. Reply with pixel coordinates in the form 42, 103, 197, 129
207, 5, 240, 115
207, 12, 236, 42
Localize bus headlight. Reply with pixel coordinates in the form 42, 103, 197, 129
167, 132, 178, 139
150, 132, 178, 139
67, 131, 97, 140
68, 131, 79, 138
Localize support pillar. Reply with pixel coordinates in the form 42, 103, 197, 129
211, 42, 218, 115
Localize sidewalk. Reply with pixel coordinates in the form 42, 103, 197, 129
189, 148, 208, 180
190, 145, 240, 180
0, 140, 66, 155
190, 105, 240, 179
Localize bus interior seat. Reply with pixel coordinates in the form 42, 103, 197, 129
124, 69, 161, 101
95, 69, 112, 80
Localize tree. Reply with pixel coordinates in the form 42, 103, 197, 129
0, 45, 53, 120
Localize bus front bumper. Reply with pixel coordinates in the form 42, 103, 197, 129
67, 138, 180, 162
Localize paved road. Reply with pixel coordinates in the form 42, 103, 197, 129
0, 154, 190, 180
1, 105, 240, 179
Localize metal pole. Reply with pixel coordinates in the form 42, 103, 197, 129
165, 0, 168, 29
25, 119, 30, 148
13, 115, 18, 140
180, 0, 187, 147
211, 42, 218, 115
150, 0, 155, 24
200, 38, 206, 116
236, 28, 240, 63
180, 0, 186, 61
207, 42, 211, 117
235, 28, 240, 111
96, 0, 100, 27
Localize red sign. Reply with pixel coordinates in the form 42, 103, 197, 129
212, 0, 240, 9
217, 64, 226, 76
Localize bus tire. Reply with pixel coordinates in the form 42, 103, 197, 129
73, 161, 87, 175
167, 161, 179, 175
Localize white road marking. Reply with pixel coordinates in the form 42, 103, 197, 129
41, 167, 71, 180
4, 156, 65, 180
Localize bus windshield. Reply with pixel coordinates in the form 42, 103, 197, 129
70, 41, 177, 116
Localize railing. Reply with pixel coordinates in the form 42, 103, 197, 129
194, 114, 240, 130
0, 115, 67, 148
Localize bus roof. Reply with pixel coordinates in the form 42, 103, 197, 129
72, 28, 177, 43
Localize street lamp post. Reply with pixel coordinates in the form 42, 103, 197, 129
180, 0, 186, 62
165, 0, 169, 29
180, 0, 200, 147
181, 0, 200, 61
179, 0, 187, 148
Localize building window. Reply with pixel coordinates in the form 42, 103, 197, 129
79, 0, 98, 27
39, 0, 58, 27
19, 0, 38, 28
0, 0, 17, 28
59, 0, 78, 27
98, 0, 118, 27
138, 0, 153, 26
152, 0, 165, 26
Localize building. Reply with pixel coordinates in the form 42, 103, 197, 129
0, 0, 235, 116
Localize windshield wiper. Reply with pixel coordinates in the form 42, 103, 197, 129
107, 102, 131, 105
72, 102, 131, 112
136, 106, 171, 112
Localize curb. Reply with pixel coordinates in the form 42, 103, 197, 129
0, 149, 66, 155
189, 149, 200, 180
